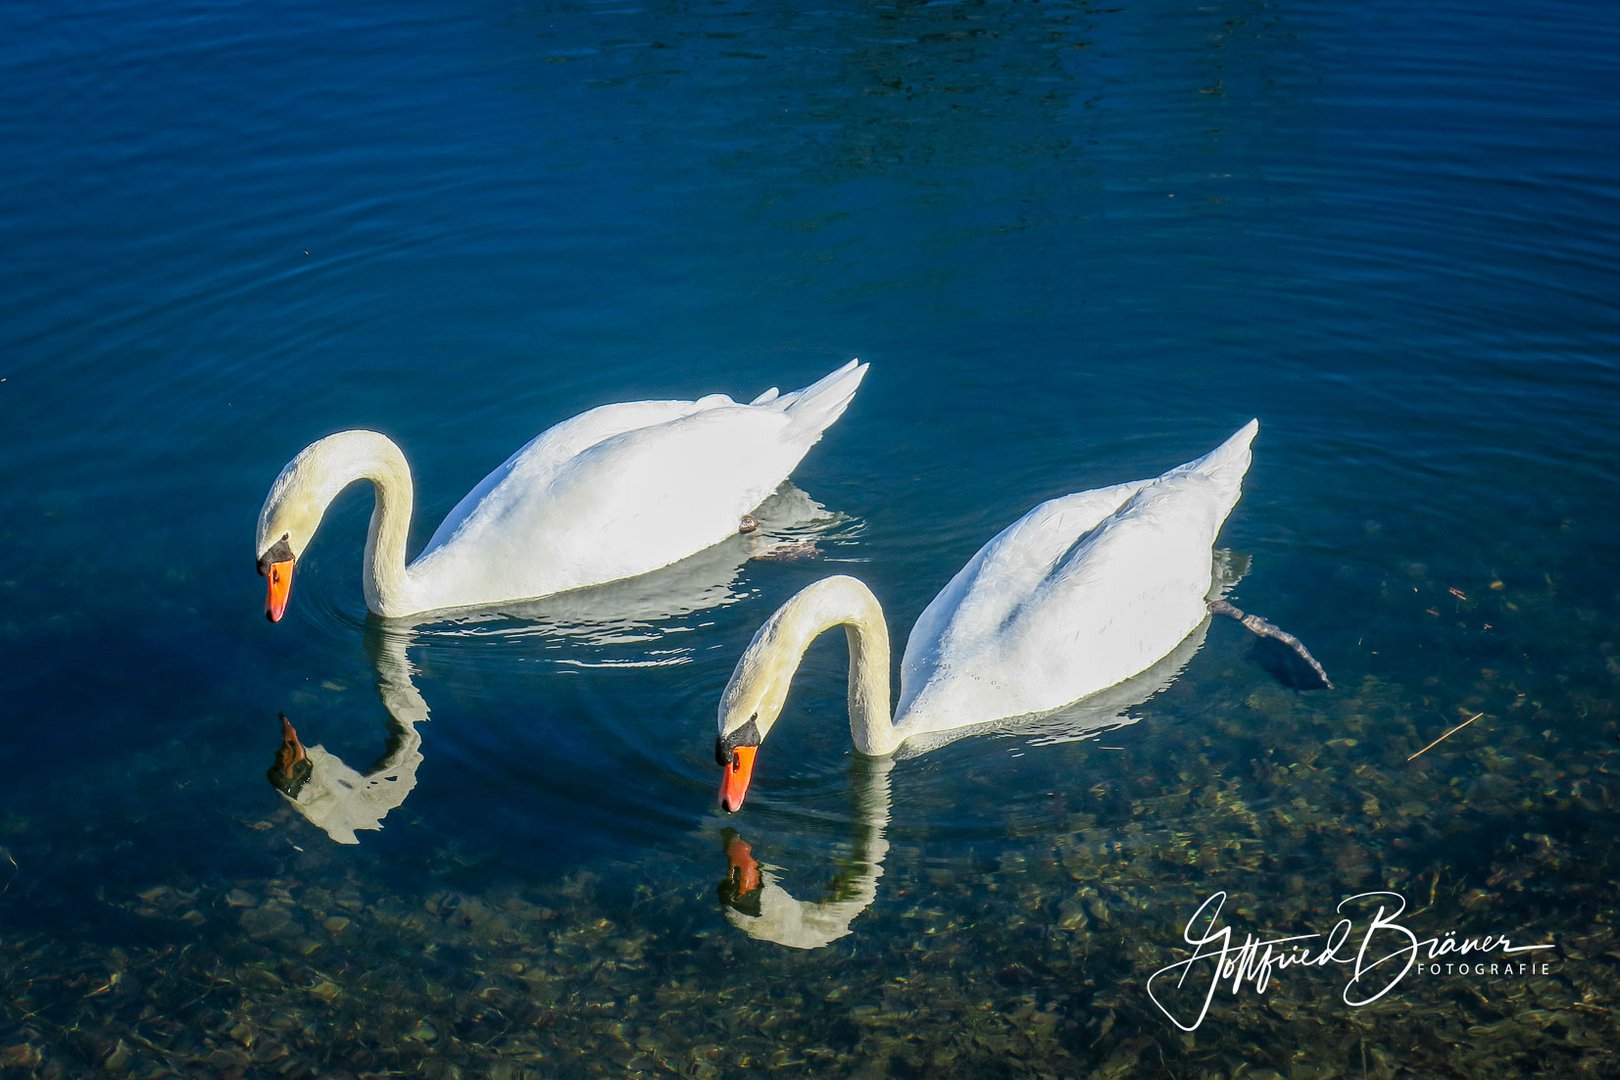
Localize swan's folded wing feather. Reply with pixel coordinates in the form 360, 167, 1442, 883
414, 403, 808, 601
407, 366, 864, 609
551, 404, 797, 514
996, 422, 1258, 683
768, 358, 862, 413
422, 366, 866, 559
897, 481, 1147, 706
421, 398, 715, 556
991, 470, 1242, 705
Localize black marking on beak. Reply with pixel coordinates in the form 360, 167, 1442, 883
257, 534, 295, 576
716, 715, 762, 766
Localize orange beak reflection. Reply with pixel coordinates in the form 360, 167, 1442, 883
273, 713, 308, 773
267, 712, 313, 797
720, 745, 758, 813
265, 560, 295, 623
724, 833, 762, 896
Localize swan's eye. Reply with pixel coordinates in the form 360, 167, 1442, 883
749, 712, 758, 723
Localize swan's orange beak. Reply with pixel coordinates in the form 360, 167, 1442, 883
720, 745, 758, 813
265, 560, 295, 623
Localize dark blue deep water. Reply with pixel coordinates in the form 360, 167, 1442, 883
3, 1, 1618, 1075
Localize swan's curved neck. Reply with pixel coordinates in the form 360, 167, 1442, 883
760, 576, 899, 755
357, 442, 415, 616
301, 431, 418, 616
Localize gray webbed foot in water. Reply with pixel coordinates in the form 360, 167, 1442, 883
1208, 599, 1333, 690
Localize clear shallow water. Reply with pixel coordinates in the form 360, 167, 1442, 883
3, 0, 1619, 1075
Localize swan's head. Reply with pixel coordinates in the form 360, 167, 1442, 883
716, 576, 887, 811
256, 456, 321, 622
255, 431, 382, 622
715, 607, 803, 813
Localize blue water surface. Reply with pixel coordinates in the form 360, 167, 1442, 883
3, 0, 1618, 1074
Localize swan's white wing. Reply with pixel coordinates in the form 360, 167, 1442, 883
989, 472, 1236, 708
422, 362, 863, 557
506, 407, 811, 582
895, 421, 1256, 734
1007, 424, 1256, 683
895, 613, 1213, 758
894, 481, 1148, 730
421, 397, 724, 554
406, 363, 866, 610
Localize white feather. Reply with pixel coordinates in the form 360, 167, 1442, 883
894, 420, 1256, 737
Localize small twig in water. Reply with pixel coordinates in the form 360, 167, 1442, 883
1208, 599, 1333, 689
1407, 712, 1485, 762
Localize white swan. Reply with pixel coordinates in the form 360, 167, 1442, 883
255, 361, 867, 620
716, 419, 1326, 810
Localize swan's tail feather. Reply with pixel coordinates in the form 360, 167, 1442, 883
1171, 419, 1258, 495
778, 359, 868, 439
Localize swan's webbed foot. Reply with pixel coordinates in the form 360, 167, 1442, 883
1208, 599, 1333, 690
739, 514, 761, 534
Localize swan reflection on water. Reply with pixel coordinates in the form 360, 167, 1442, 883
265, 635, 429, 846
266, 485, 853, 845
718, 755, 896, 951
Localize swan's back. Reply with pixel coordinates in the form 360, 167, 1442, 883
405, 363, 867, 611
421, 398, 719, 555
895, 420, 1258, 734
421, 362, 866, 565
